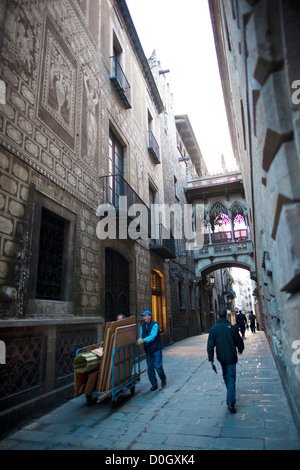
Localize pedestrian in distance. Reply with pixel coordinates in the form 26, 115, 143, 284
116, 313, 125, 320
249, 310, 256, 333
136, 310, 167, 391
207, 310, 244, 413
236, 309, 247, 338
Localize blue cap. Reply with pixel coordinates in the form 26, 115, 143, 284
141, 310, 152, 316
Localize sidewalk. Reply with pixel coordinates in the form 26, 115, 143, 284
1, 330, 300, 450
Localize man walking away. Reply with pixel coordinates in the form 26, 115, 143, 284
207, 310, 244, 413
136, 310, 167, 391
249, 310, 256, 333
236, 309, 247, 338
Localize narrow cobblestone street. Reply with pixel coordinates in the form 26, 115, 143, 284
1, 330, 300, 451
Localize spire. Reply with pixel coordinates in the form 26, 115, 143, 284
221, 154, 227, 173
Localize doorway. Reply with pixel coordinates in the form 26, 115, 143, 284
105, 248, 129, 322
151, 270, 166, 332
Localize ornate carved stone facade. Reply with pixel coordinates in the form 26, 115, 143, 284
0, 0, 208, 434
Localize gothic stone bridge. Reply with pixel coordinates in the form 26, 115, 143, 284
185, 171, 256, 280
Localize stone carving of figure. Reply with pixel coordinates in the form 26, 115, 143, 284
83, 73, 98, 161
49, 44, 71, 119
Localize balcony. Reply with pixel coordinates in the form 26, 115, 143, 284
148, 131, 160, 164
193, 239, 253, 260
99, 174, 150, 237
223, 286, 236, 299
150, 223, 176, 259
110, 57, 131, 109
185, 171, 244, 202
203, 229, 248, 245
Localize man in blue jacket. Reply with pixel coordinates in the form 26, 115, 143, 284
207, 310, 244, 413
136, 310, 167, 391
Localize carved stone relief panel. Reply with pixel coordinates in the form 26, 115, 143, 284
72, 0, 100, 47
0, 0, 101, 208
2, 1, 37, 81
81, 66, 99, 171
38, 14, 77, 151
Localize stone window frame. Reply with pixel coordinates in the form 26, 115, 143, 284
26, 192, 77, 317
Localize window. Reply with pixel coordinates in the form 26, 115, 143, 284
148, 110, 153, 134
149, 184, 158, 239
174, 176, 179, 200
36, 208, 69, 300
112, 32, 123, 72
110, 32, 131, 109
147, 109, 160, 163
177, 237, 184, 256
27, 193, 76, 316
109, 130, 124, 207
178, 278, 184, 308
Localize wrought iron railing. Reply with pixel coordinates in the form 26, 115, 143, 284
203, 229, 248, 245
99, 174, 150, 237
110, 56, 131, 109
150, 223, 176, 259
223, 286, 236, 298
99, 174, 148, 209
148, 131, 160, 164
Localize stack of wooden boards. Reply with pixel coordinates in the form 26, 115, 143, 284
74, 316, 137, 397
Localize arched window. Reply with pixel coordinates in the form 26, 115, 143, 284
208, 202, 231, 244
209, 202, 230, 231
230, 202, 248, 241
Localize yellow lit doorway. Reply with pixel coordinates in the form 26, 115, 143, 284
151, 270, 166, 332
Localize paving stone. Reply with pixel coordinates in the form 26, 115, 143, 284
0, 332, 299, 450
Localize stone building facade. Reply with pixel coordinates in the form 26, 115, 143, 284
0, 0, 208, 434
148, 52, 210, 341
209, 0, 300, 430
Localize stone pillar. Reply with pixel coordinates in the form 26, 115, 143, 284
228, 210, 235, 242
206, 211, 212, 244
244, 213, 250, 240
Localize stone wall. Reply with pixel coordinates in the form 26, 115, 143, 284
0, 0, 214, 435
0, 0, 164, 433
150, 56, 205, 341
209, 0, 300, 430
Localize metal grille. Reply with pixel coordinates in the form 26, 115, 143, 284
36, 208, 66, 300
55, 329, 97, 381
0, 335, 46, 401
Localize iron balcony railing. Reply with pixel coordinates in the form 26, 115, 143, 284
99, 174, 151, 237
110, 56, 131, 109
150, 223, 176, 259
148, 131, 160, 164
223, 286, 236, 298
203, 229, 248, 245
99, 174, 149, 210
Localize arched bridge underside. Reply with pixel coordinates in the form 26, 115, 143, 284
194, 243, 255, 280
186, 171, 256, 280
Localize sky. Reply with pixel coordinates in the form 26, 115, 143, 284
126, 0, 236, 174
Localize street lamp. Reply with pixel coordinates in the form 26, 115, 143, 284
210, 273, 215, 285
